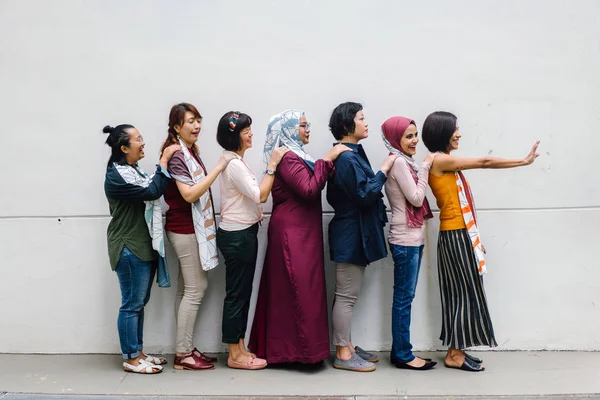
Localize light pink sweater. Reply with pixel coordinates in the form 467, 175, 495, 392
385, 158, 432, 247
218, 151, 263, 231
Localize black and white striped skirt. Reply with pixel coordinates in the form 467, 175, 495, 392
438, 229, 498, 349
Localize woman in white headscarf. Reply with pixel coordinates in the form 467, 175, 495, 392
248, 109, 349, 364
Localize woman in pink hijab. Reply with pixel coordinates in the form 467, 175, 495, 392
381, 116, 437, 370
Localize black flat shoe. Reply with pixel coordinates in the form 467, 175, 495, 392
445, 357, 485, 372
391, 356, 432, 363
395, 360, 437, 370
464, 352, 482, 364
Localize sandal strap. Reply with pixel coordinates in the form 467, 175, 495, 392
144, 355, 166, 364
123, 359, 163, 373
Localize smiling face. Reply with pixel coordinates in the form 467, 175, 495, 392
175, 111, 201, 147
299, 114, 311, 145
122, 127, 145, 164
400, 123, 418, 156
447, 122, 462, 152
239, 125, 253, 152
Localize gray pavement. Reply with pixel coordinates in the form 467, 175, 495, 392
0, 352, 599, 399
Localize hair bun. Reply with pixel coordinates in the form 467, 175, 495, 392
103, 125, 115, 134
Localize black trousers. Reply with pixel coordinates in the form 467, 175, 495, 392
217, 223, 259, 344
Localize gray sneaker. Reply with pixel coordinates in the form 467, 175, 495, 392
333, 353, 376, 372
355, 346, 379, 363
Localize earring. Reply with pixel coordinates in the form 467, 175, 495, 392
124, 152, 129, 154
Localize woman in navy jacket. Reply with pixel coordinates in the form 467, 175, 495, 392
326, 102, 397, 372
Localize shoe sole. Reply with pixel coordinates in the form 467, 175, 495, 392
333, 363, 376, 372
227, 363, 267, 370
173, 364, 215, 371
444, 363, 485, 372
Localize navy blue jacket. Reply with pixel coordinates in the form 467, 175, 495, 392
326, 143, 388, 266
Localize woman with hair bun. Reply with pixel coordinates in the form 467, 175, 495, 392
103, 124, 180, 374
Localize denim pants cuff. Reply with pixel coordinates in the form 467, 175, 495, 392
122, 351, 140, 360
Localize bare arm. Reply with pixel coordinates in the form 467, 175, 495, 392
434, 141, 540, 172
175, 155, 232, 203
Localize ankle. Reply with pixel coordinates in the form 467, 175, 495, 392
336, 346, 352, 360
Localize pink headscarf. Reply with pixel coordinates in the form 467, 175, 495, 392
382, 116, 415, 157
381, 116, 433, 228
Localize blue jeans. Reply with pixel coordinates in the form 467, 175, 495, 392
389, 243, 424, 363
115, 246, 156, 360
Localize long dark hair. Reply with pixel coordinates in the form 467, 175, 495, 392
103, 124, 134, 169
161, 103, 202, 154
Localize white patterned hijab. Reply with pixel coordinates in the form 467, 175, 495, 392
263, 109, 316, 172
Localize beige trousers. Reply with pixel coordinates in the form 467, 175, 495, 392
331, 262, 365, 347
167, 231, 208, 354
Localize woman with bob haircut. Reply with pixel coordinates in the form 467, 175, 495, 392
326, 102, 397, 372
161, 103, 235, 371
422, 111, 539, 372
216, 110, 289, 370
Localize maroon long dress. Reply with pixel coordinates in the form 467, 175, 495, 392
249, 151, 334, 364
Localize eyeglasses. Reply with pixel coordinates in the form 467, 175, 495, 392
131, 135, 144, 143
299, 122, 311, 131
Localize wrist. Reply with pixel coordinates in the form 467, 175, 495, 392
268, 162, 277, 170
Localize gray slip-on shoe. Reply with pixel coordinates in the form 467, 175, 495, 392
355, 346, 379, 363
333, 353, 376, 372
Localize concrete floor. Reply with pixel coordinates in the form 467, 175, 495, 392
0, 352, 599, 399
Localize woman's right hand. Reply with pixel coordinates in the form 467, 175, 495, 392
269, 146, 291, 167
424, 153, 437, 164
523, 141, 541, 165
161, 144, 181, 162
216, 153, 236, 172
380, 154, 398, 175
323, 144, 352, 162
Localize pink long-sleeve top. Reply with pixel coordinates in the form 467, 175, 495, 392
385, 158, 432, 246
218, 151, 264, 231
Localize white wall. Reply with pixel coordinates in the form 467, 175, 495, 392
1, 0, 599, 354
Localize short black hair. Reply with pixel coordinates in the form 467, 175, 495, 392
329, 102, 363, 140
216, 111, 252, 151
422, 111, 457, 153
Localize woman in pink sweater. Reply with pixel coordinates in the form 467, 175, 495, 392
382, 116, 436, 371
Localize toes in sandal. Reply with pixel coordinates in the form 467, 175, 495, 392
123, 359, 163, 374
144, 355, 168, 365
